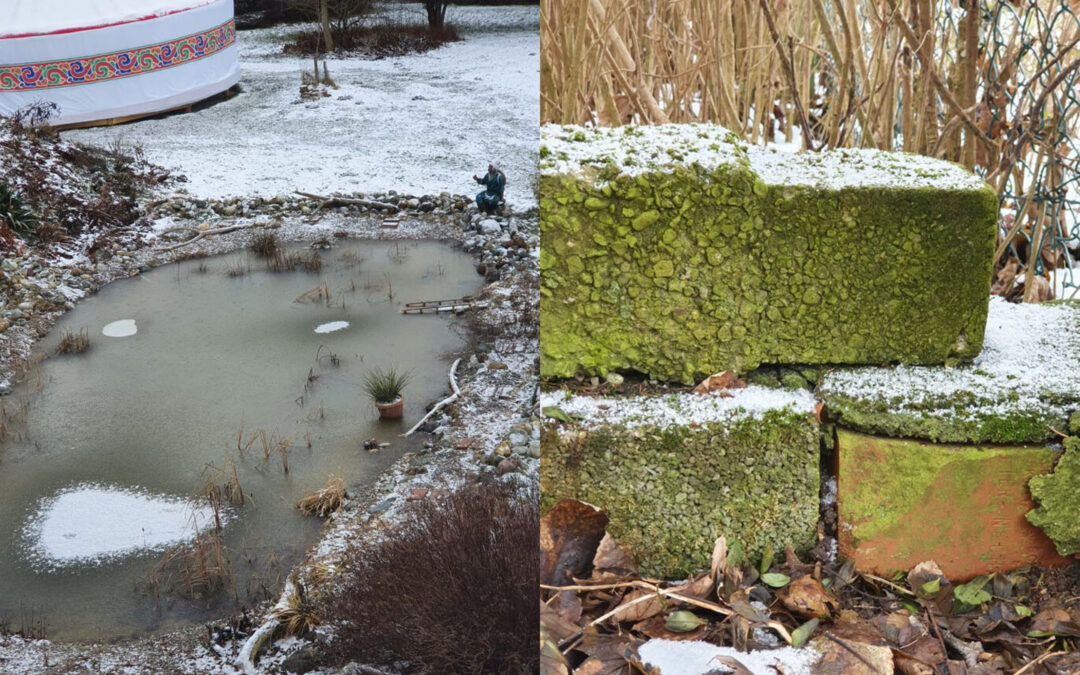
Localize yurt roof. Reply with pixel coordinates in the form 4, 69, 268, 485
2, 0, 221, 39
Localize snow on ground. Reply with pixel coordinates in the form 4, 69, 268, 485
66, 5, 540, 208
637, 639, 819, 675
540, 385, 816, 429
823, 296, 1080, 423
22, 483, 224, 570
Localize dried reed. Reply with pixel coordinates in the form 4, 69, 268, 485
297, 475, 346, 518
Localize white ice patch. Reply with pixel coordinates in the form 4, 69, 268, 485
314, 321, 349, 334
540, 385, 815, 429
22, 483, 226, 570
541, 124, 988, 191
102, 319, 137, 337
637, 639, 819, 675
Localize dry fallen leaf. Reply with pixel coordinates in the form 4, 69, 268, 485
552, 590, 583, 624
779, 575, 837, 620
610, 588, 665, 623
894, 634, 945, 675
693, 370, 746, 395
540, 500, 609, 588
592, 532, 636, 575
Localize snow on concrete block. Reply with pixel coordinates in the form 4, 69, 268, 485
539, 124, 997, 383
822, 299, 1080, 444
540, 387, 819, 578
836, 429, 1070, 581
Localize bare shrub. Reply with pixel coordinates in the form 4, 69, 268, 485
321, 482, 538, 673
54, 328, 89, 355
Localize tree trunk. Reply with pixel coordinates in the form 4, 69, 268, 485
320, 0, 333, 52
425, 1, 447, 29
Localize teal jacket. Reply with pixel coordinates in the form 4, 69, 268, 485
478, 171, 505, 198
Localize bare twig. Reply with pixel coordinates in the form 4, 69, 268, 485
401, 358, 461, 437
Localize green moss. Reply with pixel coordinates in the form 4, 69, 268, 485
823, 392, 1066, 444
540, 146, 997, 384
540, 411, 820, 578
839, 430, 1060, 557
1027, 437, 1080, 556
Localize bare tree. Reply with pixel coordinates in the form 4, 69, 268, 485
288, 0, 375, 50
424, 1, 450, 29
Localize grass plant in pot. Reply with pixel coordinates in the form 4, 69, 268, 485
363, 366, 412, 420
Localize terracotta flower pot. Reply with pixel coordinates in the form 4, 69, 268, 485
375, 395, 404, 419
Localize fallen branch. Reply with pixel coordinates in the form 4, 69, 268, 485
235, 575, 297, 674
154, 223, 255, 252
402, 358, 461, 437
294, 190, 399, 212
544, 579, 793, 646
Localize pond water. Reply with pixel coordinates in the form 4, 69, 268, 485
0, 239, 480, 641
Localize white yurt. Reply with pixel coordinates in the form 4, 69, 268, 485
0, 0, 240, 127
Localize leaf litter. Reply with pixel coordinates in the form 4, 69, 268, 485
540, 499, 1080, 674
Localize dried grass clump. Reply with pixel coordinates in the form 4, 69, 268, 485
301, 252, 322, 272
297, 475, 345, 518
250, 231, 281, 258
267, 250, 303, 272
146, 528, 232, 601
321, 482, 538, 673
54, 327, 89, 355
272, 583, 322, 637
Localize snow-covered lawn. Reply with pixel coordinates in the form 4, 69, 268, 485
66, 4, 539, 208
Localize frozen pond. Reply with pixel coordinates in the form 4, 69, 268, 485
0, 239, 479, 641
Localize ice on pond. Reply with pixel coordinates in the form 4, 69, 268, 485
22, 483, 225, 570
314, 321, 349, 334
102, 319, 137, 337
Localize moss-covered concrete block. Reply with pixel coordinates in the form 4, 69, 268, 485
822, 299, 1080, 444
540, 387, 820, 578
837, 429, 1070, 581
540, 124, 997, 383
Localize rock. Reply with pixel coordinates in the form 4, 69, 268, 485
494, 441, 512, 457
280, 643, 320, 674
1, 309, 23, 321
418, 201, 435, 212
484, 266, 501, 283
407, 488, 429, 502
477, 218, 501, 235
497, 458, 519, 475
809, 635, 894, 674
367, 498, 394, 515
605, 372, 625, 386
0, 319, 8, 333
